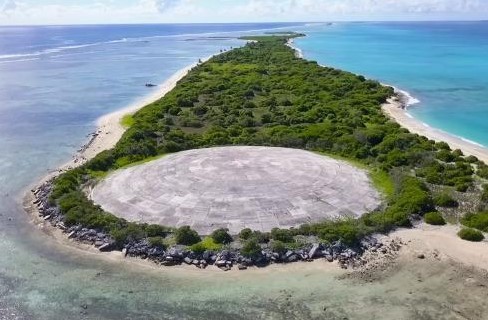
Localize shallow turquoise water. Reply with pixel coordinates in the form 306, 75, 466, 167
295, 22, 488, 147
1, 22, 487, 319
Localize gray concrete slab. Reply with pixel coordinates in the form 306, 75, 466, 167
91, 146, 382, 235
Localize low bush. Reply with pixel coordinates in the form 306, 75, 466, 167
310, 219, 367, 246
270, 240, 287, 254
239, 228, 253, 240
148, 236, 166, 249
434, 192, 458, 208
190, 237, 222, 253
241, 239, 262, 258
458, 228, 484, 242
174, 226, 201, 245
270, 228, 294, 243
482, 185, 488, 202
424, 212, 446, 225
211, 228, 233, 244
461, 212, 488, 232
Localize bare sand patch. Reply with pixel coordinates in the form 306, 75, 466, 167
382, 98, 488, 163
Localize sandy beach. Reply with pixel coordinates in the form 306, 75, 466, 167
22, 44, 488, 279
382, 96, 488, 164
66, 57, 212, 172
391, 224, 488, 272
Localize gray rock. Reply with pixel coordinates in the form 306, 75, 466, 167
215, 260, 227, 267
183, 257, 192, 265
287, 254, 298, 263
98, 242, 113, 252
308, 243, 320, 258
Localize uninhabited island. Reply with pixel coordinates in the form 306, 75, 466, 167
27, 33, 488, 272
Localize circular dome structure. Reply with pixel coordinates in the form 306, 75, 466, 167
91, 147, 382, 235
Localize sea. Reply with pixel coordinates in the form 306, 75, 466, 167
294, 21, 488, 148
0, 22, 487, 319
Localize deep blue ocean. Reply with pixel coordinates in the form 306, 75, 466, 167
295, 21, 488, 147
0, 22, 487, 319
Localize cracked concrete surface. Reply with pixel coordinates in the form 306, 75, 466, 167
92, 147, 382, 235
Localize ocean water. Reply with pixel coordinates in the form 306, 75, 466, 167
295, 21, 488, 147
0, 22, 487, 319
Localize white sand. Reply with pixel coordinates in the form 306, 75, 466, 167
382, 98, 488, 164
392, 224, 488, 272
52, 56, 211, 176
24, 45, 488, 275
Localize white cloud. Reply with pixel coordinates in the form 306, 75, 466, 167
154, 0, 182, 13
0, 0, 487, 25
1, 0, 17, 13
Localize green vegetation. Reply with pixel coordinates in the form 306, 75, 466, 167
270, 228, 294, 243
48, 34, 487, 251
190, 237, 222, 253
424, 212, 446, 225
458, 228, 485, 242
461, 212, 488, 232
174, 226, 201, 245
270, 240, 287, 254
211, 228, 233, 245
120, 114, 135, 128
148, 236, 167, 249
434, 192, 459, 208
239, 228, 253, 240
241, 239, 262, 258
482, 184, 488, 202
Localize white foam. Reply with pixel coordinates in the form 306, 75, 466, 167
0, 57, 40, 64
390, 86, 420, 107
0, 24, 306, 64
460, 137, 485, 148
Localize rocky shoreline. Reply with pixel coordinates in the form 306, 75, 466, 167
31, 179, 401, 272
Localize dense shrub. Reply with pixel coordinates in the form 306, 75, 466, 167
270, 240, 287, 254
241, 239, 262, 258
190, 237, 221, 253
174, 226, 201, 245
211, 228, 233, 244
239, 228, 253, 240
148, 236, 166, 249
434, 192, 459, 208
270, 228, 294, 243
250, 230, 270, 243
308, 219, 366, 246
458, 228, 484, 242
482, 185, 488, 202
146, 224, 172, 238
424, 212, 446, 225
461, 212, 488, 232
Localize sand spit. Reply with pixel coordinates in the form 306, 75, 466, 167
382, 96, 488, 164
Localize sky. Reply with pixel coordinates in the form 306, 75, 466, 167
0, 0, 487, 25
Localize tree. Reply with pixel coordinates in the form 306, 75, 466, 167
270, 228, 294, 243
174, 226, 201, 245
211, 228, 233, 244
241, 239, 261, 258
239, 228, 253, 240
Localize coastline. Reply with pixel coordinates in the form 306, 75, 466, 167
289, 37, 488, 163
22, 56, 211, 268
382, 94, 488, 164
23, 38, 488, 276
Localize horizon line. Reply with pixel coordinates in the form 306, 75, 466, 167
0, 19, 487, 28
